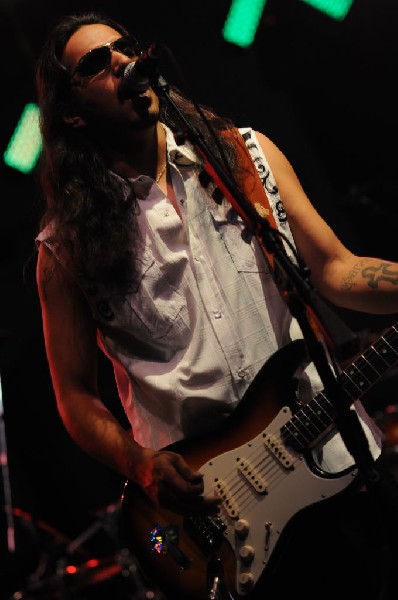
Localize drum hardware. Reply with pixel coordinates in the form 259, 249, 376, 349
1, 367, 164, 598
6, 501, 166, 599
1, 369, 16, 553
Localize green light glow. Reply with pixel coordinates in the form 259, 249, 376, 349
3, 103, 42, 174
223, 0, 267, 48
222, 0, 355, 48
300, 0, 354, 20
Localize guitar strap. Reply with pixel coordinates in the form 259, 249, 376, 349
199, 126, 289, 273
199, 127, 329, 348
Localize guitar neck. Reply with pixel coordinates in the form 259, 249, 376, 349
282, 321, 398, 451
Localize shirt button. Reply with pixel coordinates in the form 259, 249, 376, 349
164, 211, 169, 217
213, 311, 222, 319
238, 369, 247, 379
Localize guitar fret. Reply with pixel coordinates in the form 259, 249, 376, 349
363, 346, 390, 372
306, 402, 328, 431
384, 324, 398, 349
313, 392, 334, 418
283, 392, 334, 450
338, 371, 362, 399
283, 419, 313, 448
340, 329, 398, 401
294, 412, 321, 441
282, 322, 398, 453
353, 355, 380, 384
372, 336, 398, 367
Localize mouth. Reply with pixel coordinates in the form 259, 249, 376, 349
118, 83, 152, 106
118, 75, 153, 101
130, 93, 152, 113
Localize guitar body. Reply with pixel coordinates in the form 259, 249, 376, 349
122, 341, 359, 599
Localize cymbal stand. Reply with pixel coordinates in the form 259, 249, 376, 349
64, 502, 121, 557
60, 502, 165, 599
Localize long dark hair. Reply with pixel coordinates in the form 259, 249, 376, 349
35, 12, 241, 285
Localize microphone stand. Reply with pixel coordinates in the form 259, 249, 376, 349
152, 73, 398, 592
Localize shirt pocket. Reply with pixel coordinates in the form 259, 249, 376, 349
85, 250, 190, 349
212, 208, 270, 274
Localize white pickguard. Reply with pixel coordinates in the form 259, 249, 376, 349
201, 406, 357, 596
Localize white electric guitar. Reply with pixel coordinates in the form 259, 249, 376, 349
122, 323, 398, 599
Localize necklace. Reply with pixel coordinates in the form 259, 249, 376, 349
155, 162, 167, 183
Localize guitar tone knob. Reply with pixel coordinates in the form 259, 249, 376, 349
239, 545, 255, 564
238, 571, 254, 591
235, 519, 250, 538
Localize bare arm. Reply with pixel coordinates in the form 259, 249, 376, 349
256, 131, 398, 314
36, 243, 218, 513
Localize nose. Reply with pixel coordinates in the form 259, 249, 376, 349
112, 52, 135, 78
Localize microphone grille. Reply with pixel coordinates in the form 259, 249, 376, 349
123, 61, 136, 80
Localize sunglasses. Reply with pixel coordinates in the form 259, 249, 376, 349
71, 35, 141, 82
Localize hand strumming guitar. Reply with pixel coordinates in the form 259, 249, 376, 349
134, 447, 222, 515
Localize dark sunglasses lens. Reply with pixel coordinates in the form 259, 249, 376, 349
113, 37, 139, 58
77, 46, 110, 77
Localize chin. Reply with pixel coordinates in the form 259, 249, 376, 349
132, 106, 160, 130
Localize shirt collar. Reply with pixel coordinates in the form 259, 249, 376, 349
163, 123, 199, 167
109, 122, 200, 199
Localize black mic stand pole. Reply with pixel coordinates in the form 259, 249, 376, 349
152, 73, 398, 590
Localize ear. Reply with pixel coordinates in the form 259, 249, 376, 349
62, 114, 86, 128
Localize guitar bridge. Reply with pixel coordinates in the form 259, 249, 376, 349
185, 514, 227, 556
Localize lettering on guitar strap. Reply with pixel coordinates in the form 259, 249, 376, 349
363, 262, 398, 289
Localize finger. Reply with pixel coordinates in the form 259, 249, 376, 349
172, 453, 204, 483
159, 489, 221, 515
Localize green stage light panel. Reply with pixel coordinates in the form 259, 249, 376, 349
300, 0, 354, 20
223, 0, 267, 48
3, 103, 42, 174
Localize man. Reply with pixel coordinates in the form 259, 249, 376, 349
34, 12, 398, 600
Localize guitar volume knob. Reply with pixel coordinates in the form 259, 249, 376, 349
239, 545, 255, 564
238, 571, 254, 591
235, 519, 250, 538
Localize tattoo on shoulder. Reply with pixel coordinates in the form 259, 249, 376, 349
341, 259, 398, 290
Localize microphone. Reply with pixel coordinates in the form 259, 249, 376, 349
120, 43, 162, 96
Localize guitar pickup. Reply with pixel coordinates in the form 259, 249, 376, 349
237, 458, 268, 493
214, 480, 239, 518
263, 433, 295, 469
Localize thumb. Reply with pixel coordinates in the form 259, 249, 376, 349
173, 453, 204, 483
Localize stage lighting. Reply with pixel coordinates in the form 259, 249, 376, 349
3, 103, 41, 175
300, 0, 354, 20
223, 0, 355, 48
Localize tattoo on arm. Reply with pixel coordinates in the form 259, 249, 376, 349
340, 259, 366, 291
341, 260, 398, 290
362, 262, 398, 289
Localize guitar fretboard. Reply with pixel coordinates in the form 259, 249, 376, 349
282, 322, 398, 450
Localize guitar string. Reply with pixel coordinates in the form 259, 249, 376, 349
213, 418, 303, 497
218, 387, 357, 516
214, 335, 398, 519
212, 430, 302, 518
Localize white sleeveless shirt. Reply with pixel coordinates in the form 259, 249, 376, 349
37, 125, 381, 470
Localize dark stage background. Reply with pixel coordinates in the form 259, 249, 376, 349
1, 0, 398, 598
